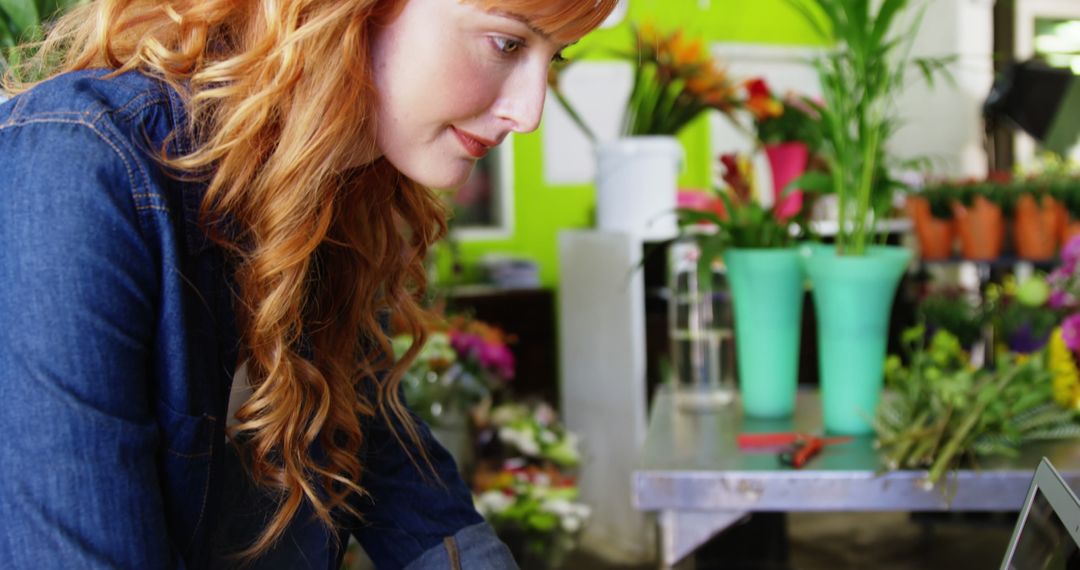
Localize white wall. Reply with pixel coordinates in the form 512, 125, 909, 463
892, 0, 996, 178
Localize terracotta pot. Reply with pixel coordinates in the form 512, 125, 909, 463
952, 196, 1003, 260
906, 196, 955, 260
1013, 194, 1061, 261
1060, 205, 1080, 246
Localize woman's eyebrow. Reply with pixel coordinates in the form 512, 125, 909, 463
488, 9, 551, 42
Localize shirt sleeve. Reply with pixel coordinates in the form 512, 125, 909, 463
348, 390, 518, 569
0, 119, 183, 568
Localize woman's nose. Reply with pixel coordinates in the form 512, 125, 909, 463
494, 63, 549, 134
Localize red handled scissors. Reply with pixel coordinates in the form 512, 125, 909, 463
737, 432, 853, 469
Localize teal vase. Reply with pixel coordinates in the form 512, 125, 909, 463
725, 247, 804, 418
801, 245, 911, 434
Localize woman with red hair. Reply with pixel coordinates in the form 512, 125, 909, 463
0, 0, 617, 567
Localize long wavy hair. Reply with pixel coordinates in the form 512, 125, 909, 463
6, 0, 617, 558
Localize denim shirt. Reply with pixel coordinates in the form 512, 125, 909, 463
0, 69, 516, 570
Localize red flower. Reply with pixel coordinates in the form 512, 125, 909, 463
745, 78, 771, 99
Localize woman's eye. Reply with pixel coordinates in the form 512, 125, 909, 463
491, 36, 524, 55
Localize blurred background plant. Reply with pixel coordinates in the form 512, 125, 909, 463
0, 0, 80, 81
548, 21, 744, 141
391, 314, 515, 427
742, 77, 822, 152
472, 401, 586, 570
915, 285, 984, 350
984, 273, 1059, 356
787, 0, 953, 256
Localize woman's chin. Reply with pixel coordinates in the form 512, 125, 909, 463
416, 162, 477, 191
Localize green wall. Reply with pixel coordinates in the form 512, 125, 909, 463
442, 0, 824, 288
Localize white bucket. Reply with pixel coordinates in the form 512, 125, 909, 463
594, 136, 683, 241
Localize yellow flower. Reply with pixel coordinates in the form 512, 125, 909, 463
1048, 327, 1080, 410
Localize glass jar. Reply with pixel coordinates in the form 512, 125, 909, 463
668, 235, 736, 411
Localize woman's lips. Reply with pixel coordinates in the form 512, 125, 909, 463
452, 127, 495, 159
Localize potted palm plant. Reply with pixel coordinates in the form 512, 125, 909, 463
789, 0, 951, 434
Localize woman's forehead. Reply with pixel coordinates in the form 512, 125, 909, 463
464, 0, 618, 44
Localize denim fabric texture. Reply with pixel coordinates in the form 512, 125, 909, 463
0, 69, 517, 570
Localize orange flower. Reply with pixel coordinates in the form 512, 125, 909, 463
668, 33, 705, 70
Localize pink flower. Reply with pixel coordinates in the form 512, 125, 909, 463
1062, 235, 1080, 274
1063, 313, 1080, 353
1050, 289, 1074, 310
449, 330, 516, 382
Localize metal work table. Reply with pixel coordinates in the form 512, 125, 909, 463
633, 388, 1080, 568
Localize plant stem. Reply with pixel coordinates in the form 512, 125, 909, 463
552, 89, 596, 143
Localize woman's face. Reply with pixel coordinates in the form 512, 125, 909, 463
370, 0, 569, 189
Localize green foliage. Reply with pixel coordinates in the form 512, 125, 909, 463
787, 0, 953, 256
917, 182, 957, 220
756, 98, 822, 150
917, 288, 983, 348
0, 0, 79, 75
876, 327, 1080, 488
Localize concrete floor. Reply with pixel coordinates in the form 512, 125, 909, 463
565, 511, 1014, 569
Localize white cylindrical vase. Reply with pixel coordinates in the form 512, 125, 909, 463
595, 136, 683, 241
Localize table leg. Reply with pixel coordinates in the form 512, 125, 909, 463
657, 509, 749, 569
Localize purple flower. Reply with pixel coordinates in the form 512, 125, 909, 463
1063, 314, 1080, 353
1007, 321, 1051, 354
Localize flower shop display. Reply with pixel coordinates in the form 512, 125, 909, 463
875, 326, 1080, 488
473, 402, 586, 570
1008, 177, 1062, 261
394, 317, 592, 568
984, 274, 1059, 356
391, 315, 515, 470
789, 0, 951, 434
675, 153, 807, 417
549, 22, 744, 240
915, 285, 984, 350
876, 239, 1080, 488
906, 182, 957, 260
1048, 234, 1080, 410
951, 178, 1007, 261
1051, 175, 1080, 244
743, 78, 822, 221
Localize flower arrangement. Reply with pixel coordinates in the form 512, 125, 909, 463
472, 402, 587, 569
984, 273, 1060, 355
676, 152, 807, 254
743, 78, 821, 150
1048, 235, 1080, 409
877, 326, 1080, 488
549, 21, 742, 141
475, 462, 589, 570
391, 315, 515, 425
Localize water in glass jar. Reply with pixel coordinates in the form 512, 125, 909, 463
668, 236, 737, 412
